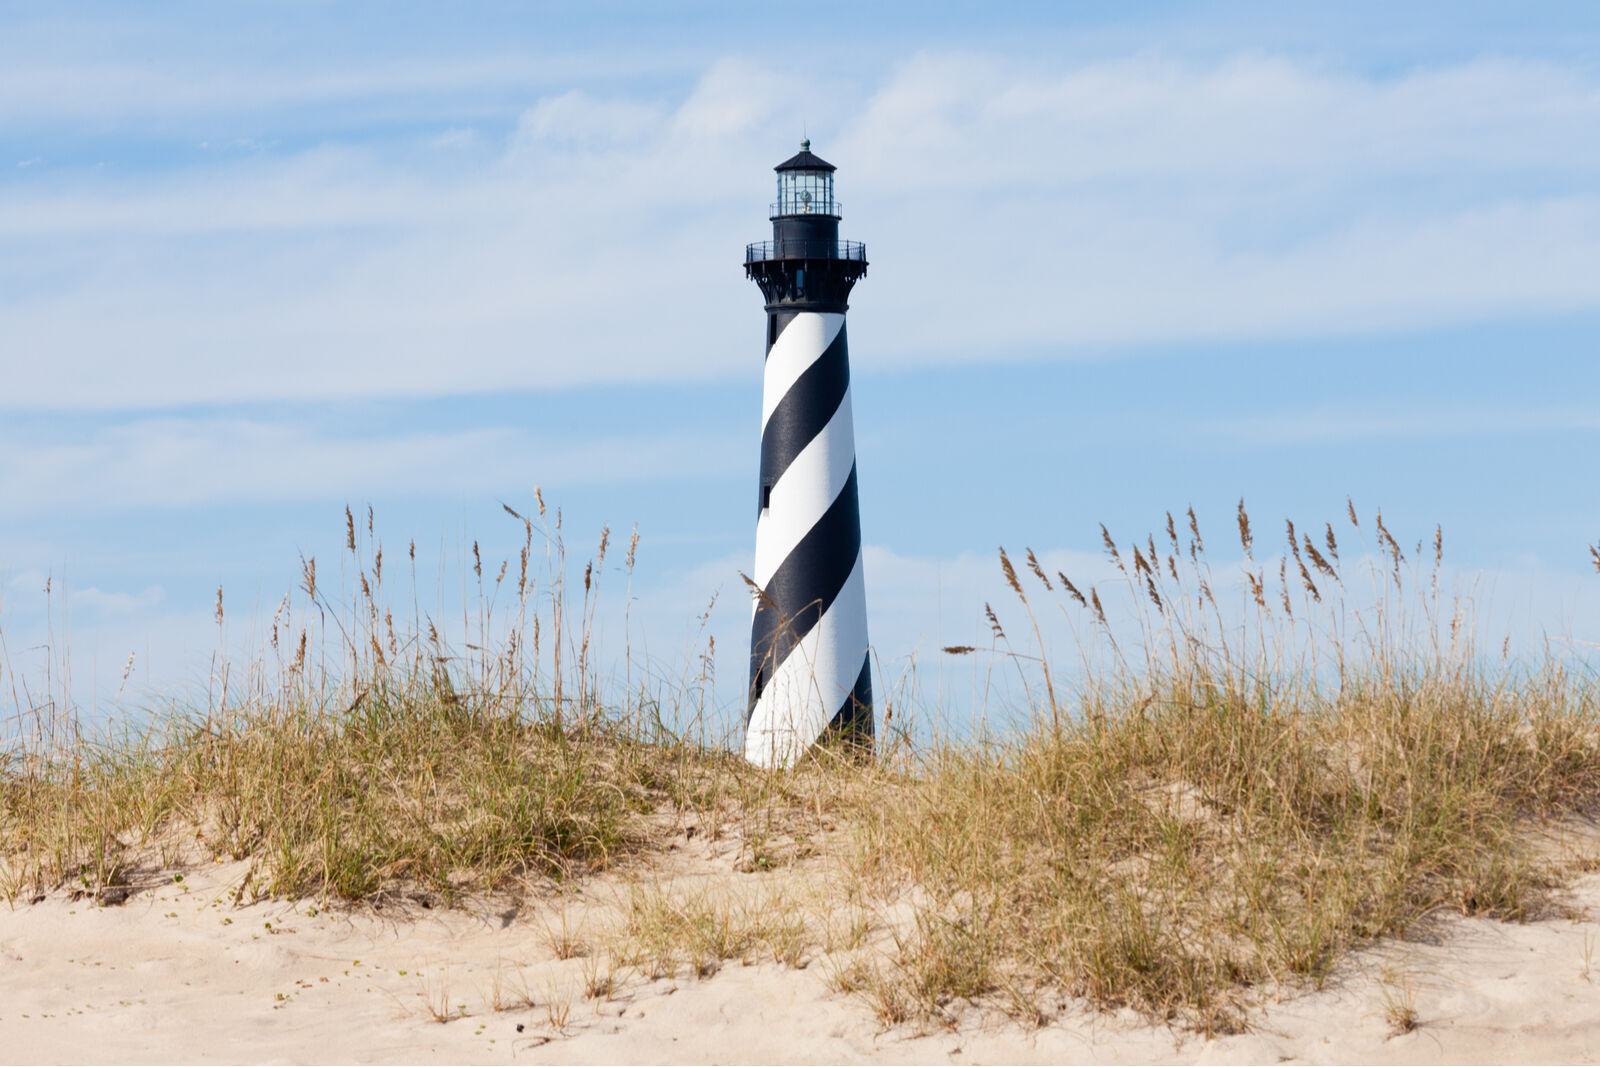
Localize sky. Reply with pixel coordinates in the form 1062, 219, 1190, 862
3, 1, 1600, 732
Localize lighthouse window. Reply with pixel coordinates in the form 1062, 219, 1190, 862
761, 484, 772, 510
777, 170, 832, 215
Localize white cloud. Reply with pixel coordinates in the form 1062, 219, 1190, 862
70, 585, 165, 615
0, 418, 745, 515
3, 52, 1600, 411
841, 54, 1600, 186
427, 128, 480, 151
1199, 402, 1600, 446
0, 53, 677, 125
670, 59, 788, 140
514, 91, 667, 150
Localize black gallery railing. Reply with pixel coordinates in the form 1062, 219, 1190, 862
745, 240, 867, 263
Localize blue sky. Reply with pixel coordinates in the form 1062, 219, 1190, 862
3, 2, 1599, 726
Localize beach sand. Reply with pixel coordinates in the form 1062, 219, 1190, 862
4, 844, 1599, 1066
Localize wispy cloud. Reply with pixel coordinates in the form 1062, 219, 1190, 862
0, 417, 745, 515
0, 52, 688, 126
841, 54, 1600, 185
1199, 403, 1600, 446
4, 52, 1600, 411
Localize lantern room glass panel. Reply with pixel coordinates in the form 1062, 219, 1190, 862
777, 169, 834, 215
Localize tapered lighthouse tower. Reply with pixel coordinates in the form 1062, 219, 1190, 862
743, 140, 872, 768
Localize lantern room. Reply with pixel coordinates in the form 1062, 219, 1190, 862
773, 139, 838, 218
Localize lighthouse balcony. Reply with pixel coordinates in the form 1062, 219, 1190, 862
745, 240, 867, 264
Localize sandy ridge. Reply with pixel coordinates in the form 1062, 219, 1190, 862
3, 855, 1599, 1065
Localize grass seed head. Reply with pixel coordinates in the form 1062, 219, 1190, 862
1059, 573, 1088, 608
985, 602, 1006, 640
1025, 548, 1051, 590
999, 548, 1024, 599
1101, 525, 1125, 572
1304, 536, 1337, 579
1187, 505, 1204, 559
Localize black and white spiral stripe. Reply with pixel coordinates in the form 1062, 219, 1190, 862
746, 310, 873, 767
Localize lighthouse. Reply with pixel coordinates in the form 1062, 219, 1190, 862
742, 140, 872, 768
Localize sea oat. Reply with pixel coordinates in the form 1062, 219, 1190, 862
999, 548, 1024, 598
1304, 536, 1337, 579
1101, 525, 1125, 573
1025, 548, 1051, 590
985, 602, 1006, 640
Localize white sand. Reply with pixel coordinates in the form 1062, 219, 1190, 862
4, 854, 1600, 1065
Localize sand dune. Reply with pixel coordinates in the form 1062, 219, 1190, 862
3, 847, 1599, 1065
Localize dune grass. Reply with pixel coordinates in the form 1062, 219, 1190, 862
3, 499, 1599, 1032
833, 504, 1600, 1029
0, 500, 759, 906
838, 659, 1599, 1030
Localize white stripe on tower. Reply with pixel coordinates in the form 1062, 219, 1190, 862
753, 335, 856, 588
760, 313, 842, 429
746, 309, 871, 768
745, 553, 869, 767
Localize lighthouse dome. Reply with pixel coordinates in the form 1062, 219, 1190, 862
773, 139, 837, 217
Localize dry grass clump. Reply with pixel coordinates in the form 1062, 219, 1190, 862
618, 883, 809, 978
841, 503, 1600, 1030
0, 501, 749, 905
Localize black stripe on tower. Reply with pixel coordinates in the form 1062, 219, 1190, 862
758, 321, 850, 509
747, 462, 861, 718
822, 652, 874, 746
